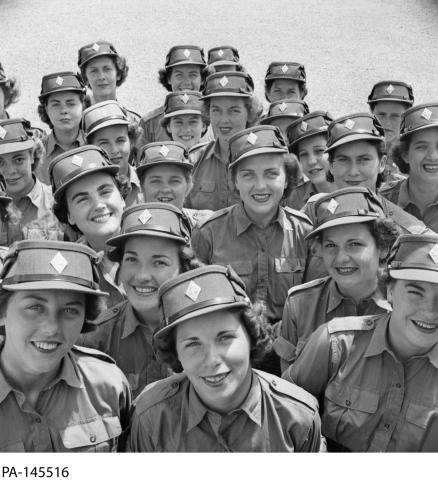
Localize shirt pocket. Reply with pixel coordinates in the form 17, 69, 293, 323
272, 257, 305, 306
59, 416, 122, 452
190, 181, 216, 209
230, 260, 255, 294
0, 440, 25, 452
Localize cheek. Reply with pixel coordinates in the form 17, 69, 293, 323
156, 264, 180, 286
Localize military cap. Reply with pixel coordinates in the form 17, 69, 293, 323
77, 40, 119, 68
260, 99, 309, 126
265, 62, 306, 83
306, 187, 385, 239
228, 125, 288, 170
162, 91, 203, 119
207, 46, 240, 67
287, 111, 333, 151
82, 100, 130, 138
155, 265, 250, 341
400, 103, 438, 139
137, 141, 192, 178
0, 118, 34, 155
367, 81, 414, 106
49, 145, 118, 200
39, 71, 86, 102
388, 233, 438, 284
0, 62, 5, 83
202, 71, 253, 99
165, 45, 206, 70
325, 113, 385, 152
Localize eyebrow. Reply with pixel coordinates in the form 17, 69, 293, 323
22, 295, 49, 302
405, 282, 425, 292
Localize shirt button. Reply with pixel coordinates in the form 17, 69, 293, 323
366, 319, 373, 326
172, 382, 179, 389
89, 435, 96, 443
395, 383, 401, 388
271, 380, 277, 387
384, 423, 390, 429
345, 400, 351, 406
35, 417, 41, 423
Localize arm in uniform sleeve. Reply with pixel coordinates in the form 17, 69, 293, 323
276, 298, 299, 373
116, 372, 133, 452
191, 225, 213, 264
125, 408, 155, 452
296, 406, 323, 452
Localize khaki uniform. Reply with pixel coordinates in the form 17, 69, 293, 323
126, 369, 321, 452
284, 180, 317, 211
274, 276, 391, 371
183, 207, 213, 229
192, 203, 312, 323
80, 300, 169, 398
284, 314, 438, 451
122, 165, 144, 208
0, 343, 131, 452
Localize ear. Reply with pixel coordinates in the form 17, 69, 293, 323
386, 281, 394, 305
67, 210, 75, 227
165, 123, 172, 136
401, 149, 409, 166
378, 154, 387, 173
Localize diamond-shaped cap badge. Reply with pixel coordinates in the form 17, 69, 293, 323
385, 84, 395, 94
326, 198, 339, 214
345, 119, 355, 130
183, 49, 191, 58
92, 43, 100, 52
159, 145, 170, 157
50, 252, 68, 274
219, 76, 229, 87
185, 280, 201, 302
0, 126, 6, 140
278, 102, 287, 113
281, 64, 289, 73
138, 209, 152, 224
218, 49, 224, 57
55, 76, 64, 86
421, 108, 432, 121
180, 93, 190, 104
429, 244, 438, 264
246, 132, 258, 145
71, 155, 83, 167
300, 121, 308, 132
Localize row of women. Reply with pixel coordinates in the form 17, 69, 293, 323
0, 41, 438, 452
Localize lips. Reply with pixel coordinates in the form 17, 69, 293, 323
308, 167, 324, 176
251, 193, 270, 203
335, 266, 358, 275
411, 319, 438, 333
131, 285, 157, 296
201, 372, 230, 386
31, 340, 61, 353
218, 127, 233, 135
344, 180, 363, 186
157, 196, 174, 203
91, 211, 112, 223
423, 164, 438, 173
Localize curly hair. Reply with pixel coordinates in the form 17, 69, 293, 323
264, 79, 308, 102
390, 136, 410, 174
158, 65, 207, 92
153, 301, 272, 372
80, 55, 129, 88
1, 76, 20, 109
29, 135, 45, 173
37, 92, 86, 129
202, 95, 263, 128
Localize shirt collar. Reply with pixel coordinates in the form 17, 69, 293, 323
26, 177, 44, 208
211, 138, 230, 165
129, 165, 141, 189
234, 203, 286, 237
45, 130, 84, 157
121, 302, 142, 339
397, 179, 413, 209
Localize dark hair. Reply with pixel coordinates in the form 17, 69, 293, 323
153, 301, 272, 372
80, 55, 129, 88
37, 92, 86, 129
326, 140, 387, 189
390, 136, 411, 174
265, 79, 308, 102
160, 112, 210, 137
1, 77, 20, 109
158, 65, 207, 92
202, 95, 263, 127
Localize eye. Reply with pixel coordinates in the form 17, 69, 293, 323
100, 187, 114, 196
64, 307, 80, 316
218, 333, 235, 342
407, 289, 423, 297
123, 255, 136, 264
14, 157, 25, 165
27, 304, 44, 313
350, 241, 364, 247
153, 259, 170, 267
266, 171, 279, 179
323, 242, 336, 249
184, 340, 200, 348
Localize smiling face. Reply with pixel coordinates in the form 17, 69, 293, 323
141, 164, 191, 209
403, 128, 438, 187
90, 125, 131, 176
388, 279, 438, 358
0, 148, 34, 197
267, 79, 302, 102
321, 223, 380, 296
168, 65, 202, 92
1, 290, 85, 380
175, 309, 252, 414
119, 236, 181, 320
166, 114, 204, 149
330, 140, 385, 191
372, 101, 407, 142
85, 56, 119, 102
297, 133, 330, 185
45, 91, 83, 134
209, 97, 248, 142
66, 172, 124, 241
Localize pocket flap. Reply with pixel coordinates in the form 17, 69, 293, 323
406, 403, 431, 429
272, 336, 296, 362
325, 384, 379, 413
230, 260, 252, 275
60, 416, 122, 449
199, 181, 215, 193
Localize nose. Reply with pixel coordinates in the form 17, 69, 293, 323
427, 146, 438, 161
307, 153, 318, 167
39, 309, 60, 337
133, 265, 153, 283
254, 174, 267, 191
334, 246, 350, 264
203, 343, 222, 370
347, 159, 361, 177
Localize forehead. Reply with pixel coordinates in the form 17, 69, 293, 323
0, 148, 32, 162
144, 164, 187, 178
210, 96, 246, 108
92, 124, 128, 140
170, 113, 201, 122
169, 65, 201, 75
176, 309, 242, 340
373, 101, 407, 115
123, 235, 180, 256
396, 278, 438, 294
11, 289, 85, 304
298, 133, 327, 150
86, 56, 116, 69
237, 152, 285, 171
322, 222, 374, 241
47, 91, 81, 103
269, 79, 300, 90
333, 140, 380, 158
66, 171, 116, 196
409, 127, 438, 144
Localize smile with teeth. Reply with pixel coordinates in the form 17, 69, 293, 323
91, 212, 112, 223
179, 135, 193, 140
252, 194, 270, 203
32, 341, 60, 352
201, 372, 230, 385
335, 266, 357, 274
412, 319, 438, 332
157, 196, 174, 202
132, 285, 156, 295
423, 164, 438, 173
308, 167, 323, 175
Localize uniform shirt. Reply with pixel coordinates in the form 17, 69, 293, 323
79, 300, 169, 398
380, 178, 438, 233
274, 276, 392, 371
184, 140, 241, 211
0, 343, 131, 452
284, 180, 317, 211
192, 203, 313, 323
10, 177, 64, 241
284, 314, 438, 452
183, 207, 213, 229
126, 369, 321, 452
120, 165, 144, 207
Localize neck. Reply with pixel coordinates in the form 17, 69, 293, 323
407, 177, 438, 213
11, 176, 35, 200
118, 162, 130, 178
243, 203, 278, 229
93, 91, 116, 103
53, 127, 79, 150
133, 304, 160, 329
337, 277, 378, 304
313, 179, 335, 194
217, 138, 230, 158
86, 233, 113, 254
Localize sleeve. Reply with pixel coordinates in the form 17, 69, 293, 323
274, 297, 299, 373
125, 408, 155, 452
138, 117, 153, 150
116, 371, 133, 452
296, 408, 323, 452
191, 225, 213, 264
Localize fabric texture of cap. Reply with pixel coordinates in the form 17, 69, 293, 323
83, 100, 130, 138
165, 45, 206, 69
207, 46, 240, 66
228, 125, 288, 169
260, 99, 309, 125
306, 186, 385, 239
400, 103, 438, 139
0, 118, 34, 155
202, 71, 253, 99
367, 80, 414, 106
49, 145, 119, 200
325, 113, 385, 152
287, 111, 333, 151
162, 91, 203, 119
77, 40, 119, 68
264, 62, 306, 83
388, 233, 438, 284
155, 264, 250, 341
137, 141, 193, 177
39, 71, 86, 102
107, 202, 190, 255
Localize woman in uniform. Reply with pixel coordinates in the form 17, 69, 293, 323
260, 99, 309, 138
50, 145, 125, 306
127, 265, 322, 452
0, 62, 20, 120
264, 62, 307, 105
274, 187, 398, 371
0, 240, 131, 452
284, 233, 438, 452
80, 202, 200, 398
36, 71, 86, 184
83, 100, 143, 207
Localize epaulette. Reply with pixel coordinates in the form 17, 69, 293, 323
71, 345, 116, 364
255, 369, 318, 412
379, 179, 402, 194
92, 300, 127, 327
188, 141, 210, 155
327, 315, 380, 334
287, 276, 329, 297
306, 192, 327, 204
283, 206, 313, 225
380, 197, 429, 234
134, 373, 186, 414
141, 105, 165, 122
124, 107, 141, 122
196, 206, 230, 228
